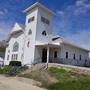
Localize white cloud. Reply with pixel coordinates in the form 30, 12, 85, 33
3, 8, 8, 14
75, 0, 90, 15
65, 29, 90, 50
57, 0, 90, 16
0, 28, 10, 41
76, 0, 86, 6
0, 22, 12, 41
0, 11, 4, 15
0, 8, 8, 16
55, 0, 90, 50
57, 11, 65, 16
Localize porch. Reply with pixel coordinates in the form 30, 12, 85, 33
34, 44, 61, 64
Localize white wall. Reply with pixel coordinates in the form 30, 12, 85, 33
60, 44, 89, 66
35, 8, 53, 43
34, 46, 42, 64
4, 32, 24, 65
23, 8, 38, 65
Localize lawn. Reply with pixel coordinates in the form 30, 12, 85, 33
47, 67, 90, 90
19, 66, 90, 90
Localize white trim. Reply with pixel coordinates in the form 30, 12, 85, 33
23, 2, 55, 15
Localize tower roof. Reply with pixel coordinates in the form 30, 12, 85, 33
23, 2, 55, 16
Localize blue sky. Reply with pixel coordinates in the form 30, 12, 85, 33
0, 0, 90, 49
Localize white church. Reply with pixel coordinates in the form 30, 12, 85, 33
4, 2, 90, 67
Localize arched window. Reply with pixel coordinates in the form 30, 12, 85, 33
54, 51, 57, 58
28, 29, 32, 35
42, 31, 47, 36
7, 55, 9, 60
27, 41, 30, 48
73, 54, 75, 60
66, 52, 68, 59
79, 55, 81, 60
13, 42, 19, 52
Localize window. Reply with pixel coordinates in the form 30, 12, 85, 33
80, 55, 81, 60
42, 31, 47, 36
28, 16, 34, 23
8, 50, 10, 53
11, 54, 18, 60
66, 52, 68, 59
27, 41, 30, 48
7, 55, 9, 60
13, 42, 19, 52
41, 16, 50, 25
11, 54, 13, 60
85, 59, 87, 63
16, 54, 18, 60
54, 51, 57, 58
21, 54, 23, 60
28, 29, 32, 35
14, 54, 15, 60
73, 54, 75, 60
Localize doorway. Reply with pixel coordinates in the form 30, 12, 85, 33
42, 48, 47, 63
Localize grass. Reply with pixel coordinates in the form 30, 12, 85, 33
47, 67, 90, 90
19, 66, 90, 90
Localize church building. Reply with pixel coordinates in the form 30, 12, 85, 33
4, 2, 90, 67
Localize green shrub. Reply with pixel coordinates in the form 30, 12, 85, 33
8, 66, 28, 76
9, 61, 22, 66
0, 65, 28, 76
0, 66, 12, 74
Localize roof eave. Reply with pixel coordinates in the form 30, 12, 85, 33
62, 42, 90, 52
23, 2, 56, 16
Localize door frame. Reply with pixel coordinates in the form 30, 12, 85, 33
42, 48, 47, 63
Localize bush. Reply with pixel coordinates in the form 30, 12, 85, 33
9, 61, 22, 66
8, 66, 20, 76
0, 65, 28, 76
0, 66, 12, 74
8, 66, 28, 76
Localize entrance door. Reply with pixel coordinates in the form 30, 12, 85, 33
42, 48, 47, 63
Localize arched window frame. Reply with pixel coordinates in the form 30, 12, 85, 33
27, 41, 30, 48
13, 42, 19, 52
73, 53, 76, 60
54, 51, 57, 58
79, 55, 82, 60
28, 29, 32, 35
66, 52, 68, 59
42, 31, 47, 36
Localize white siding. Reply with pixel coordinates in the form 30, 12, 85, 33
60, 44, 89, 66
23, 9, 38, 65
4, 32, 24, 65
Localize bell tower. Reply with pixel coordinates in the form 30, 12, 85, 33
23, 2, 55, 66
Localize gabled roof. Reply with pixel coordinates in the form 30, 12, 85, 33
10, 23, 25, 35
23, 2, 55, 15
51, 35, 90, 52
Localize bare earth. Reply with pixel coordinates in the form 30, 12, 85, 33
0, 75, 46, 90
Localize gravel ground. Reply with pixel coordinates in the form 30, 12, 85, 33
0, 75, 46, 90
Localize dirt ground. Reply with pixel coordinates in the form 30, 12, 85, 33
0, 75, 46, 90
